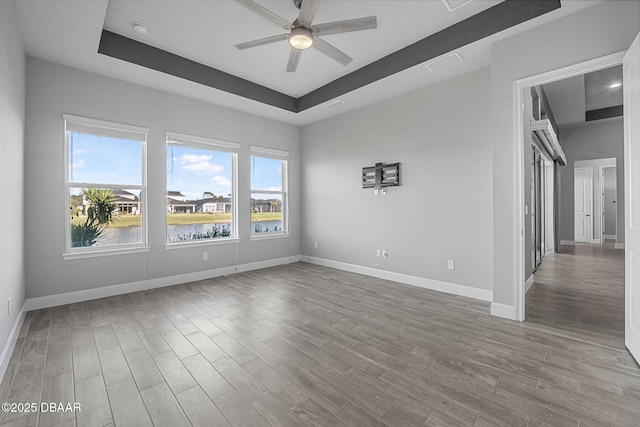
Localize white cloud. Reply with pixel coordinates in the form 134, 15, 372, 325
265, 186, 282, 191
71, 159, 85, 170
211, 175, 231, 188
72, 149, 87, 156
180, 154, 223, 174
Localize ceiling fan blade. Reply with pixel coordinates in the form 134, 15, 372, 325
286, 48, 302, 72
233, 0, 293, 30
235, 34, 289, 50
312, 38, 353, 66
296, 0, 319, 28
312, 16, 377, 37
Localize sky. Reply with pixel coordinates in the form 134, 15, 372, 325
69, 133, 283, 200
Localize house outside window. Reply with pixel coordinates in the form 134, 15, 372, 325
250, 146, 288, 237
166, 132, 238, 244
64, 115, 148, 258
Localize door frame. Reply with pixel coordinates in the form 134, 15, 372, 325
512, 51, 625, 321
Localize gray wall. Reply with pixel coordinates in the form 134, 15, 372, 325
558, 119, 624, 243
25, 58, 301, 299
0, 0, 26, 367
301, 68, 494, 292
490, 0, 639, 309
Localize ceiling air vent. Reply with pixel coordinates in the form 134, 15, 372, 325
322, 99, 344, 109
441, 0, 473, 12
425, 53, 462, 71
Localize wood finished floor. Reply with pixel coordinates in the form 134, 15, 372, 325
1, 255, 638, 426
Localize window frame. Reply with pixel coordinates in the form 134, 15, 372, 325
165, 131, 239, 247
63, 114, 149, 259
250, 146, 289, 240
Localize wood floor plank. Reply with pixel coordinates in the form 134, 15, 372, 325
39, 372, 74, 427
185, 331, 226, 363
243, 358, 307, 406
251, 393, 304, 427
212, 333, 257, 365
97, 345, 131, 387
291, 397, 348, 427
113, 325, 145, 354
123, 349, 164, 391
139, 382, 190, 427
106, 378, 153, 427
175, 385, 231, 427
334, 401, 389, 427
182, 354, 233, 400
71, 344, 101, 383
161, 329, 199, 360
153, 350, 197, 395
212, 356, 268, 403
75, 374, 112, 427
137, 328, 171, 356
213, 390, 270, 427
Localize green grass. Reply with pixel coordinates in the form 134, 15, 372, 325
71, 212, 282, 228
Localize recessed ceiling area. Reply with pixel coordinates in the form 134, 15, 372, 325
13, 0, 603, 125
585, 65, 623, 111
102, 0, 502, 97
542, 64, 623, 129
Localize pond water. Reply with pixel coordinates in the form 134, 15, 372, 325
97, 221, 283, 245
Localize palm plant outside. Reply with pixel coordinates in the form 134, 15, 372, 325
71, 188, 117, 247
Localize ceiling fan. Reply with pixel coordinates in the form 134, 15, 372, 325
233, 0, 377, 72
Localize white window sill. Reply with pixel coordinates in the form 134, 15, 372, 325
166, 238, 240, 250
63, 246, 150, 260
250, 233, 290, 241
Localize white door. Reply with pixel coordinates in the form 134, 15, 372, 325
574, 167, 592, 243
625, 32, 640, 364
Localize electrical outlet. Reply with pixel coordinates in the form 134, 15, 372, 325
448, 260, 455, 270
7, 298, 10, 316
314, 242, 318, 249
202, 252, 208, 261
382, 250, 388, 258
376, 249, 381, 257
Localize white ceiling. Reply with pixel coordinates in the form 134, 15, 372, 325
13, 0, 602, 125
543, 75, 586, 127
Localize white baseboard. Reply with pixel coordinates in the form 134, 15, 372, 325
560, 240, 575, 245
525, 275, 534, 294
25, 255, 300, 312
603, 234, 616, 240
591, 238, 601, 244
615, 243, 625, 249
491, 302, 517, 320
302, 256, 493, 302
0, 303, 26, 384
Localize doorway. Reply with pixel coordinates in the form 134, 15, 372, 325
574, 167, 593, 243
531, 144, 554, 270
512, 51, 625, 322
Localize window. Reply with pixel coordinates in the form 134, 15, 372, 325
166, 132, 238, 244
64, 115, 148, 257
250, 146, 288, 236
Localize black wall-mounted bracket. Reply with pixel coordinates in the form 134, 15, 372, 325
362, 162, 400, 193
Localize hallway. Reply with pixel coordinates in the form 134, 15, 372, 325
526, 242, 625, 343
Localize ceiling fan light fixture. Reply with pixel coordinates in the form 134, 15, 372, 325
289, 27, 313, 50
